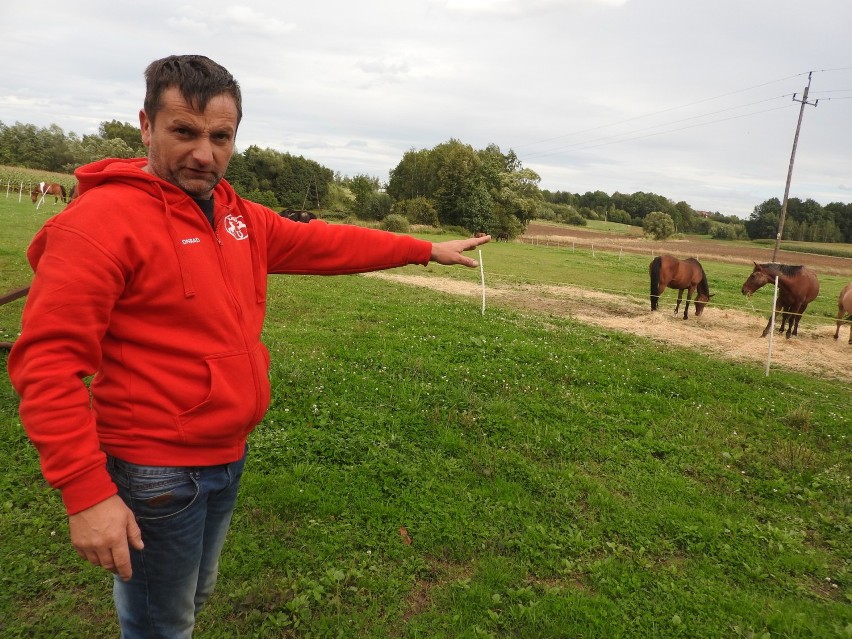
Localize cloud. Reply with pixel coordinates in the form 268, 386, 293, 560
220, 5, 297, 36
439, 0, 628, 16
165, 16, 215, 35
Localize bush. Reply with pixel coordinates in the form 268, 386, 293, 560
356, 192, 393, 220
443, 225, 471, 236
393, 197, 439, 226
242, 189, 279, 209
380, 214, 410, 233
608, 209, 632, 225
541, 203, 587, 226
643, 211, 676, 240
318, 210, 349, 222
710, 222, 737, 240
564, 209, 587, 226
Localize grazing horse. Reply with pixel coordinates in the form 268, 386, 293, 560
833, 282, 852, 344
68, 183, 80, 201
649, 255, 711, 319
496, 231, 509, 242
280, 209, 316, 223
741, 262, 820, 339
30, 182, 66, 205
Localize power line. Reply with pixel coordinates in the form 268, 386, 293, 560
514, 69, 850, 163
521, 103, 795, 161
511, 72, 811, 152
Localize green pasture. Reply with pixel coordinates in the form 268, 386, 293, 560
0, 196, 850, 638
404, 231, 851, 334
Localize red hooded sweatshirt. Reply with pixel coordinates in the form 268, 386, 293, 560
9, 158, 432, 515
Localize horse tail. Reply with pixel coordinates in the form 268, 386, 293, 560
60, 184, 67, 202
649, 256, 661, 310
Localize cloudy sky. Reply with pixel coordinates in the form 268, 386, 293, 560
2, 0, 850, 218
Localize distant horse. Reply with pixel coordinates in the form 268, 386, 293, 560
496, 231, 509, 242
30, 182, 66, 205
68, 183, 80, 201
741, 262, 820, 339
833, 282, 852, 344
649, 255, 711, 320
280, 209, 316, 223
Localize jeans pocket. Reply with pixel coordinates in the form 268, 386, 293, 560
109, 459, 200, 522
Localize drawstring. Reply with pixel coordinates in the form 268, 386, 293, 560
157, 184, 196, 298
155, 182, 263, 303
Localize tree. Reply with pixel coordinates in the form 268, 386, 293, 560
644, 211, 676, 240
579, 190, 611, 213
387, 148, 437, 201
346, 174, 383, 218
433, 139, 481, 227
99, 120, 145, 154
361, 192, 393, 220
745, 198, 782, 239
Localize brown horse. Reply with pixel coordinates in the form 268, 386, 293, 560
649, 255, 711, 319
30, 182, 67, 205
833, 282, 852, 344
741, 262, 820, 339
68, 182, 80, 201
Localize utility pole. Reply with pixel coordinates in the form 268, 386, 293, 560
772, 72, 819, 262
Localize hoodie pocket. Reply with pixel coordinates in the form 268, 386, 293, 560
175, 348, 268, 446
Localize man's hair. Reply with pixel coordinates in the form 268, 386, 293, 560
143, 54, 242, 127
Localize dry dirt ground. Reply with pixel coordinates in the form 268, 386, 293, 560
366, 224, 852, 382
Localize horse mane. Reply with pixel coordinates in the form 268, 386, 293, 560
759, 262, 804, 277
697, 264, 710, 297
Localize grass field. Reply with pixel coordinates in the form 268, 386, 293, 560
0, 194, 850, 637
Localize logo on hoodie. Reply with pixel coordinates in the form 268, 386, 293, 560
223, 214, 248, 241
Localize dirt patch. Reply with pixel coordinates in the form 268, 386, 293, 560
364, 272, 850, 381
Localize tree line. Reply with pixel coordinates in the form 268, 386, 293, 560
2, 119, 849, 242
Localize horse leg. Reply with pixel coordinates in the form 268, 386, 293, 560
790, 304, 809, 338
777, 309, 788, 334
786, 306, 800, 338
682, 286, 696, 320
674, 289, 683, 316
761, 302, 782, 338
761, 315, 772, 337
653, 284, 666, 312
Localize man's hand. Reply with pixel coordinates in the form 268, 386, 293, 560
430, 235, 491, 268
68, 495, 144, 582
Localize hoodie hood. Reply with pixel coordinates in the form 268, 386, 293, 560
74, 157, 238, 209
73, 158, 262, 300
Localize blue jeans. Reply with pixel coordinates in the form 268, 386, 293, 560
107, 449, 247, 639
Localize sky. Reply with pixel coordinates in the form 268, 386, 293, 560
2, 0, 851, 219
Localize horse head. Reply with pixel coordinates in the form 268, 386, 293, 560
741, 262, 772, 297
693, 292, 713, 316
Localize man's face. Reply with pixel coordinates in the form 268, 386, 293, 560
140, 86, 238, 199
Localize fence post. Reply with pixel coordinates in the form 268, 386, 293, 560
764, 275, 780, 376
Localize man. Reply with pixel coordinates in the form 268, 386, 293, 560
8, 54, 489, 638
